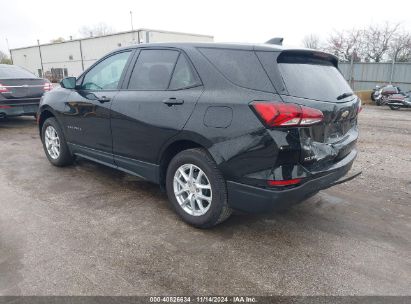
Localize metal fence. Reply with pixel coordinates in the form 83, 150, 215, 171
339, 62, 411, 91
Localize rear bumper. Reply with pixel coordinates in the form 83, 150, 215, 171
0, 99, 40, 117
227, 150, 357, 213
0, 104, 39, 117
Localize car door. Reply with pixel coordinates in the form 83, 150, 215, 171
63, 50, 133, 165
110, 48, 203, 182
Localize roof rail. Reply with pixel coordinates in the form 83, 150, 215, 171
265, 37, 284, 46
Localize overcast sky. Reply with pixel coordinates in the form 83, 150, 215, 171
1, 0, 411, 54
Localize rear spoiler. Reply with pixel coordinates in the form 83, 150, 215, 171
265, 37, 284, 46
277, 49, 339, 68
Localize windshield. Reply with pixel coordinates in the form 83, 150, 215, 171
0, 65, 38, 79
278, 55, 353, 102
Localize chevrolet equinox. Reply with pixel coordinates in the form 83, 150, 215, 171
38, 42, 360, 228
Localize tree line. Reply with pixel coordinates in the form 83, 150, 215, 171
50, 23, 116, 43
0, 50, 12, 64
303, 22, 411, 63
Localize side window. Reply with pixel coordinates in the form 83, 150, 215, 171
128, 49, 179, 90
81, 51, 131, 90
169, 54, 200, 90
199, 48, 274, 92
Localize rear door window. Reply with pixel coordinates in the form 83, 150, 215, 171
169, 54, 200, 90
198, 48, 274, 92
277, 53, 353, 102
128, 49, 179, 90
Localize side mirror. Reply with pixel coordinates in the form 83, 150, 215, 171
60, 77, 77, 89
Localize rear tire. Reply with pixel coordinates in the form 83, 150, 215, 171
166, 148, 232, 228
41, 117, 74, 166
389, 105, 400, 110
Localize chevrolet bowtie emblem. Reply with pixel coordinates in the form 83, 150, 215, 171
341, 110, 349, 118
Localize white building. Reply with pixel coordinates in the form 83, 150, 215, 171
10, 28, 213, 81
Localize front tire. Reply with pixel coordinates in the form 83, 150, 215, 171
41, 117, 74, 166
166, 148, 232, 228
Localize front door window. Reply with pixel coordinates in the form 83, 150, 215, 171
81, 51, 131, 90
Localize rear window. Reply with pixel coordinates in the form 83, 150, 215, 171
277, 53, 352, 102
199, 48, 274, 92
0, 65, 37, 79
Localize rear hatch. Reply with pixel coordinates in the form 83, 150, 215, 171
0, 79, 46, 102
260, 50, 360, 172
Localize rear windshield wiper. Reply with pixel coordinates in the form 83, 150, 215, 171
336, 92, 354, 100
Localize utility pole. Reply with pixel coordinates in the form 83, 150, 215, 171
130, 10, 136, 43
130, 11, 134, 31
79, 40, 85, 72
37, 39, 44, 77
349, 49, 355, 90
5, 38, 13, 64
389, 57, 395, 85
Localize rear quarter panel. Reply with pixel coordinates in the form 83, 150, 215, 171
181, 47, 292, 184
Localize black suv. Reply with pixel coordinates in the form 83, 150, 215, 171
38, 42, 360, 228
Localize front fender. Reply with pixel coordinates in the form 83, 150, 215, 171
38, 88, 71, 135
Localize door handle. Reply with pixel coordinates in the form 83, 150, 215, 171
163, 97, 184, 106
98, 96, 111, 103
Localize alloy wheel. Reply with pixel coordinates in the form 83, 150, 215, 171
44, 125, 60, 159
173, 163, 212, 216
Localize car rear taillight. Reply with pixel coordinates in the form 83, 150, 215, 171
251, 101, 324, 127
267, 178, 302, 187
0, 83, 10, 93
43, 82, 53, 92
357, 99, 362, 114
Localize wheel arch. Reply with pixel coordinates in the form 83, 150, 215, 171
38, 106, 66, 137
158, 134, 222, 190
38, 106, 56, 136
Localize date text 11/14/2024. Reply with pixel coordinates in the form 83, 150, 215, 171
149, 296, 257, 303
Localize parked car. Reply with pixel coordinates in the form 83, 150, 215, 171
37, 43, 361, 228
0, 64, 52, 119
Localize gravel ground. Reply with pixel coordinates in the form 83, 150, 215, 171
0, 105, 410, 296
